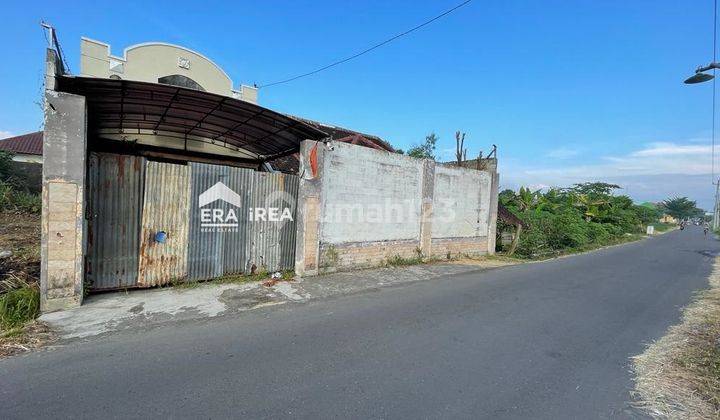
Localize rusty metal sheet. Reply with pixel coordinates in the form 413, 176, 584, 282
248, 171, 298, 272
137, 161, 190, 287
86, 152, 145, 290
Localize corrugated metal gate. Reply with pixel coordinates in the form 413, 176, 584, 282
186, 163, 298, 281
86, 153, 145, 290
186, 163, 234, 280
249, 171, 299, 272
86, 153, 299, 291
138, 161, 191, 287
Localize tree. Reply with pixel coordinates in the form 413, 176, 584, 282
514, 187, 541, 212
407, 133, 438, 160
498, 189, 517, 206
0, 151, 14, 181
455, 131, 467, 166
570, 182, 621, 197
633, 204, 662, 225
0, 150, 24, 190
570, 193, 610, 222
660, 197, 703, 220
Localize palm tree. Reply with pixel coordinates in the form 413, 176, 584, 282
571, 193, 610, 222
515, 187, 539, 211
660, 197, 702, 221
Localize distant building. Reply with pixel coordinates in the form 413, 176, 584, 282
0, 131, 43, 163
660, 214, 678, 224
267, 118, 396, 174
0, 131, 43, 192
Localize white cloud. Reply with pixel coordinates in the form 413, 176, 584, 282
628, 142, 710, 157
526, 183, 552, 191
0, 131, 13, 139
500, 139, 717, 209
545, 147, 579, 159
523, 141, 713, 178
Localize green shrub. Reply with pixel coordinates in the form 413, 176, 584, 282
500, 182, 668, 258
0, 285, 40, 329
0, 181, 12, 208
515, 221, 549, 257
653, 222, 675, 232
548, 210, 590, 249
586, 222, 611, 244
384, 254, 424, 266
0, 180, 41, 214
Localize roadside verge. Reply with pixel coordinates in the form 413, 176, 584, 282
33, 256, 519, 346
632, 255, 720, 418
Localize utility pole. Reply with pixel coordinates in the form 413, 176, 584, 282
714, 181, 720, 230
684, 0, 718, 230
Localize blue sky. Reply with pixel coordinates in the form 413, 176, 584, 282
0, 0, 718, 208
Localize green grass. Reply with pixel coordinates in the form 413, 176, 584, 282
652, 222, 675, 232
383, 254, 424, 267
0, 181, 40, 214
381, 250, 516, 267
383, 248, 425, 267
1, 326, 25, 338
512, 233, 645, 260
0, 285, 40, 330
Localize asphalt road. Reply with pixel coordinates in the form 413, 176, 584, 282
2, 227, 718, 419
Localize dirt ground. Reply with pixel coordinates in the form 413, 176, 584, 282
0, 211, 44, 358
0, 210, 40, 288
446, 255, 521, 268
0, 321, 55, 358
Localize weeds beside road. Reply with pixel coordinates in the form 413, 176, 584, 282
497, 183, 679, 259
0, 211, 47, 357
653, 222, 676, 233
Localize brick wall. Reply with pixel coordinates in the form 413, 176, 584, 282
430, 237, 488, 259
44, 182, 82, 302
319, 239, 421, 271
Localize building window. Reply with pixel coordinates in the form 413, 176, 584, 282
157, 75, 206, 91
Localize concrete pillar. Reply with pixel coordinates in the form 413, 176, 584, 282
294, 140, 324, 277
41, 90, 87, 312
485, 159, 499, 255
419, 159, 435, 257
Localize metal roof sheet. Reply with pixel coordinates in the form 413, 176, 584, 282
55, 76, 328, 161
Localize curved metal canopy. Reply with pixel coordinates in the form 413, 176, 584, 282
56, 76, 328, 160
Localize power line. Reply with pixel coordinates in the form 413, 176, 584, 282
258, 0, 473, 88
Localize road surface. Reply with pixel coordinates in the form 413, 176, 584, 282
2, 227, 717, 419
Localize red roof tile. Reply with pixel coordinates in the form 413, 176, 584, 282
0, 131, 43, 156
286, 116, 395, 152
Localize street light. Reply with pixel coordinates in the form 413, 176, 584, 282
684, 62, 720, 84
685, 62, 720, 228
